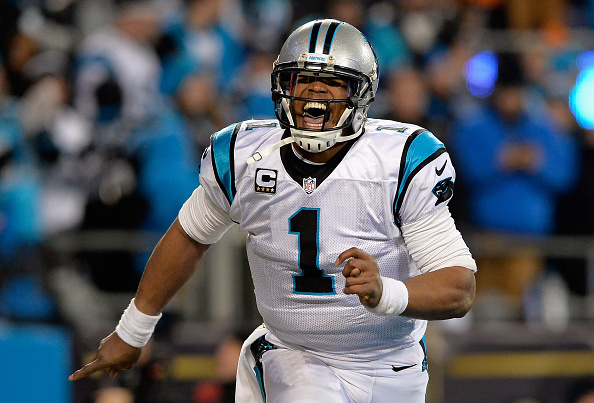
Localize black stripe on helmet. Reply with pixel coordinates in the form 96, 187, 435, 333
322, 21, 341, 54
309, 21, 322, 53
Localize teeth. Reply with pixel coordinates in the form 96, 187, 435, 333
304, 102, 327, 111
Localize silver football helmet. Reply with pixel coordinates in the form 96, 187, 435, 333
271, 19, 379, 153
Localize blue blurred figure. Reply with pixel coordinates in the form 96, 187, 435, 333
73, 0, 163, 126
450, 52, 579, 319
0, 61, 56, 320
451, 52, 579, 236
0, 100, 43, 262
159, 0, 245, 96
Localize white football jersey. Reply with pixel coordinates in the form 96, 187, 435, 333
195, 118, 457, 361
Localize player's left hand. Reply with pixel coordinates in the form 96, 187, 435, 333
336, 247, 383, 308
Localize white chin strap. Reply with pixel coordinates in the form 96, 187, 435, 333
246, 136, 296, 164
245, 125, 362, 165
246, 100, 359, 165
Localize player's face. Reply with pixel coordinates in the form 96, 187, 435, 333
290, 74, 350, 131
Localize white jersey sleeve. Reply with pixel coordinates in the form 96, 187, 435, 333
401, 207, 477, 273
178, 186, 234, 244
392, 128, 476, 273
178, 123, 245, 241
393, 129, 455, 225
195, 123, 241, 216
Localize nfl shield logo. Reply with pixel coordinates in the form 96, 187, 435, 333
303, 177, 316, 194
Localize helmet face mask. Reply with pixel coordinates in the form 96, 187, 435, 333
271, 19, 379, 153
273, 70, 360, 133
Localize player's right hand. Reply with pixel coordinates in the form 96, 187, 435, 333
69, 331, 142, 381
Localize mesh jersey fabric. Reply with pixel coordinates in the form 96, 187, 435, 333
193, 118, 458, 361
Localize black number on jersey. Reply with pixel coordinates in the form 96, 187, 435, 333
289, 208, 335, 294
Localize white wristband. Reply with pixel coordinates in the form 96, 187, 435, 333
365, 277, 409, 316
115, 298, 162, 348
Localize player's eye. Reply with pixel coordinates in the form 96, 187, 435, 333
319, 78, 347, 88
296, 76, 315, 84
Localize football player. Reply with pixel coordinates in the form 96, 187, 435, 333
70, 19, 477, 402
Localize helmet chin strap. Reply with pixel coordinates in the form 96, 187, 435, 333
336, 125, 363, 143
245, 125, 362, 165
246, 136, 296, 164
246, 105, 359, 165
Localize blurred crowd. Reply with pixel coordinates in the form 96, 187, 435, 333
1, 0, 594, 402
0, 0, 594, 367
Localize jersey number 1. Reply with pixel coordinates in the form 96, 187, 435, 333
289, 208, 335, 294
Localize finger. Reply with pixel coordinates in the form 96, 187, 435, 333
335, 247, 366, 265
349, 268, 361, 277
343, 283, 369, 296
109, 368, 119, 378
69, 359, 106, 381
344, 274, 368, 289
341, 258, 365, 277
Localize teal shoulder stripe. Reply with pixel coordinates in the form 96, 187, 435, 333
211, 123, 240, 204
393, 130, 446, 225
397, 131, 444, 197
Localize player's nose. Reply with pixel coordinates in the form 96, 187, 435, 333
308, 79, 328, 94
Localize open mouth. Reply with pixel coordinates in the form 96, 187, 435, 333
302, 101, 329, 129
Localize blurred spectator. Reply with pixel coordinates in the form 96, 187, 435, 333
490, 0, 569, 45
239, 0, 293, 53
70, 98, 201, 293
192, 334, 244, 403
380, 67, 432, 128
160, 56, 232, 154
67, 0, 181, 297
553, 126, 594, 297
233, 49, 277, 121
94, 386, 135, 403
158, 0, 245, 96
424, 34, 475, 144
449, 52, 579, 318
379, 64, 462, 149
515, 35, 591, 300
326, 0, 412, 77
19, 50, 93, 236
519, 35, 581, 113
0, 61, 42, 263
73, 0, 163, 125
395, 0, 464, 67
2, 6, 38, 97
47, 9, 206, 319
114, 338, 168, 403
0, 58, 57, 321
128, 96, 202, 275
